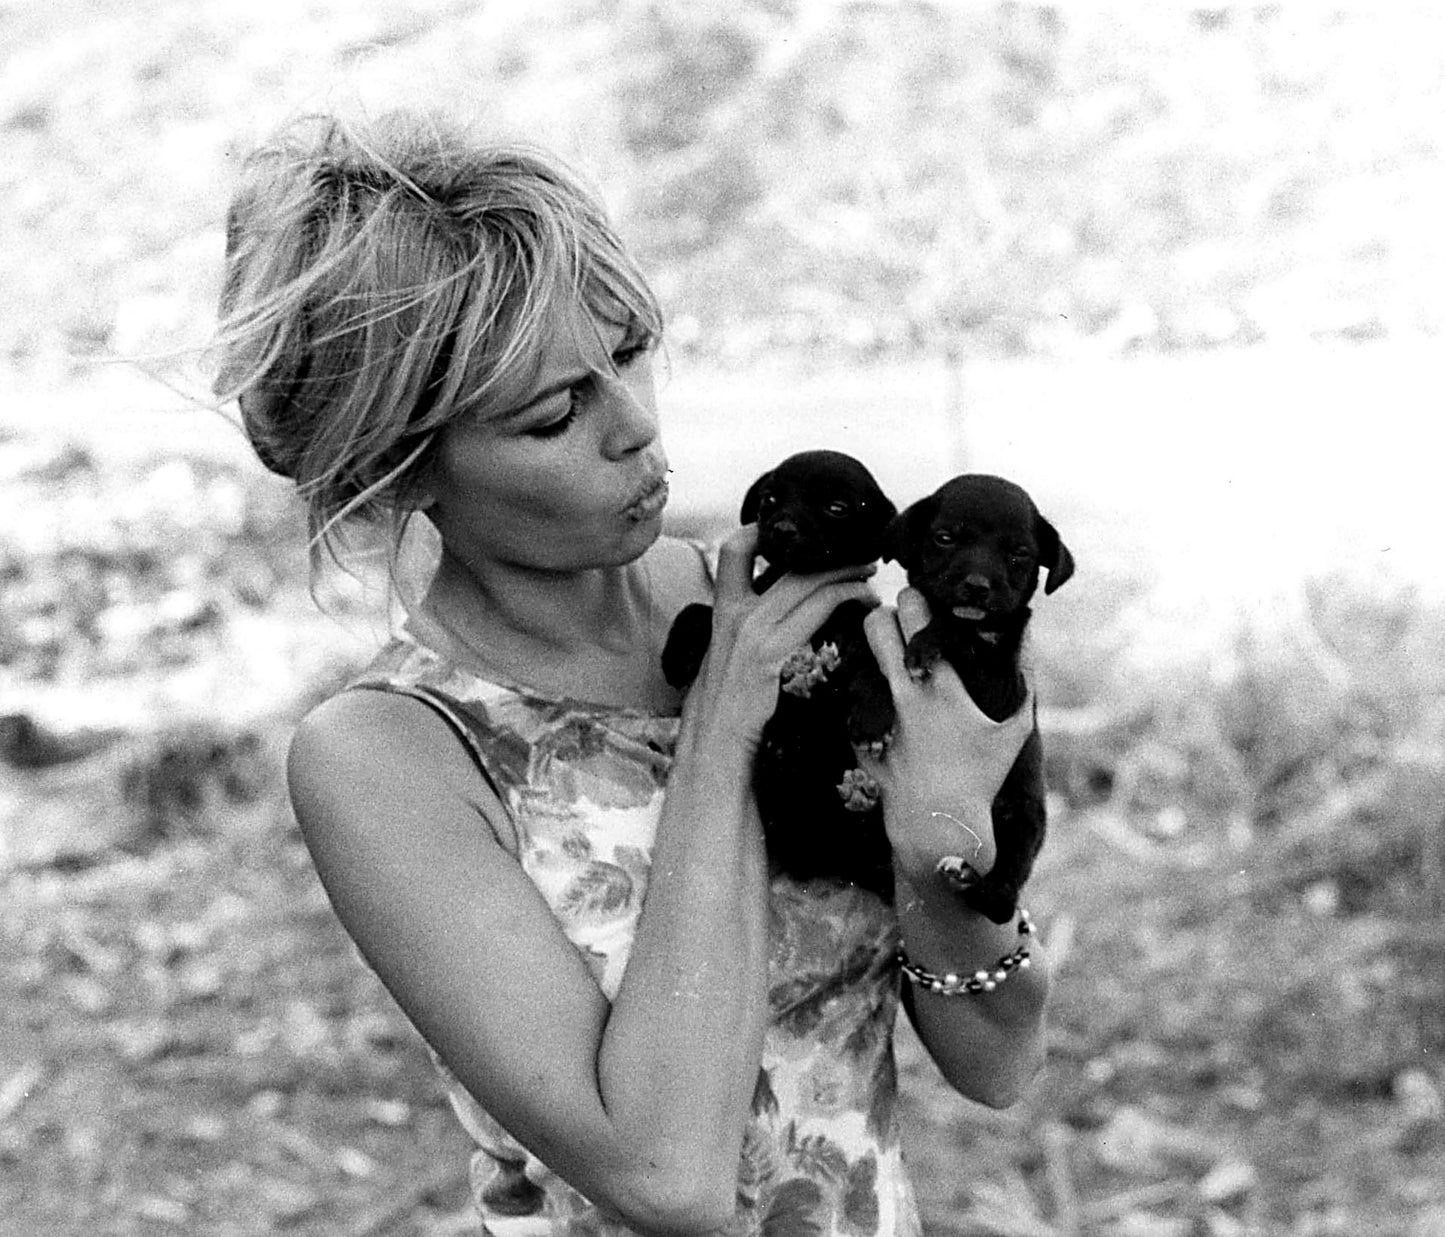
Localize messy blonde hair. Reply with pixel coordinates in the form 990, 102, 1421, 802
213, 111, 662, 580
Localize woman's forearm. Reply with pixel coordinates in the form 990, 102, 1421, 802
595, 726, 770, 1217
584, 531, 877, 1222
891, 812, 1050, 1108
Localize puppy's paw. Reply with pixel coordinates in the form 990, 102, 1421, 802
902, 645, 937, 683
779, 641, 841, 698
902, 629, 946, 682
935, 854, 980, 889
836, 767, 882, 812
846, 672, 896, 749
852, 733, 892, 762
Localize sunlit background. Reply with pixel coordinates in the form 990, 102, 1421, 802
2, 3, 1443, 1235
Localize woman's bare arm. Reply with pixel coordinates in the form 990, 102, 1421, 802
859, 591, 1051, 1108
288, 528, 876, 1235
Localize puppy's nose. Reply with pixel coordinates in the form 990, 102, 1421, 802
961, 573, 993, 600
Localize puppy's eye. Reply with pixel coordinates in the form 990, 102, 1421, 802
825, 500, 854, 519
932, 530, 956, 547
759, 493, 778, 510
1009, 547, 1034, 564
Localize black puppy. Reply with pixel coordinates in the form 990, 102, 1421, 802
850, 473, 1074, 923
661, 450, 898, 896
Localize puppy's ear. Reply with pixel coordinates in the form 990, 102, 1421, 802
868, 491, 899, 528
739, 470, 773, 524
882, 496, 935, 569
1036, 515, 1076, 593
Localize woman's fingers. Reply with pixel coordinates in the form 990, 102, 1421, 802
705, 530, 878, 703
766, 577, 878, 652
713, 524, 760, 603
893, 587, 932, 644
862, 600, 909, 684
864, 595, 1037, 732
714, 526, 874, 626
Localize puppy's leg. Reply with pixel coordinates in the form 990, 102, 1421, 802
844, 659, 896, 758
902, 624, 950, 682
661, 603, 715, 690
953, 731, 1048, 924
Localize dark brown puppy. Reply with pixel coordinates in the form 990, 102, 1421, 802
850, 473, 1074, 922
661, 450, 898, 896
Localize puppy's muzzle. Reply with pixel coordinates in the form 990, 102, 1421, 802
764, 517, 803, 550
936, 572, 997, 609
958, 573, 994, 603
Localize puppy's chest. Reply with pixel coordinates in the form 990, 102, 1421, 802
944, 637, 1028, 721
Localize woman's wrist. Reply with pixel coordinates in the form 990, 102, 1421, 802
891, 860, 1025, 976
897, 907, 1035, 996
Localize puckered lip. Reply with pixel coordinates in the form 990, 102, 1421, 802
951, 605, 990, 621
622, 470, 670, 519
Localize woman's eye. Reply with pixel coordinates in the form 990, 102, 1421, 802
527, 396, 582, 439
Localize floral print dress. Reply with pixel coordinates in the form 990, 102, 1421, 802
355, 628, 923, 1237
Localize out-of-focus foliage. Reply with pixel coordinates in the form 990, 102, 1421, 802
1, 1, 1440, 379
0, 439, 304, 684
1, 810, 477, 1235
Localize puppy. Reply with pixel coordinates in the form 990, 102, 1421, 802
850, 473, 1074, 922
661, 450, 898, 896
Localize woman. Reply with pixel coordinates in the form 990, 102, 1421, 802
215, 111, 1048, 1236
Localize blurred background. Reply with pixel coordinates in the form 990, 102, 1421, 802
2, 2, 1443, 1234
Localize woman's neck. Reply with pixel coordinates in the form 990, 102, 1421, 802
414, 546, 679, 711
426, 546, 644, 651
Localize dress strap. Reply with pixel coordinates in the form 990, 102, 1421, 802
350, 681, 520, 858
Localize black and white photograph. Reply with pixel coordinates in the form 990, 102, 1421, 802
2, 3, 1442, 1234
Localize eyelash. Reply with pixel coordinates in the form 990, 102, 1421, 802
526, 332, 654, 439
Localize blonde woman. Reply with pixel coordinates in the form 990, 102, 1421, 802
216, 111, 1048, 1237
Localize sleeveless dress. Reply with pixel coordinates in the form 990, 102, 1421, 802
353, 622, 924, 1237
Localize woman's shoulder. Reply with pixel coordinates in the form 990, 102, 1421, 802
287, 683, 509, 843
289, 686, 461, 801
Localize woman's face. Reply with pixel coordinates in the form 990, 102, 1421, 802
425, 299, 669, 575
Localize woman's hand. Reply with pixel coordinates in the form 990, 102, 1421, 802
857, 587, 1035, 887
684, 524, 879, 752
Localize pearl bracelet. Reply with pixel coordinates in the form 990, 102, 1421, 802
897, 908, 1036, 996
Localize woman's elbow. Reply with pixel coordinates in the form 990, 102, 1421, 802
605, 1167, 738, 1236
960, 1069, 1033, 1111
954, 1038, 1047, 1110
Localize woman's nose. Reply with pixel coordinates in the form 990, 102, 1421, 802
600, 372, 659, 458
